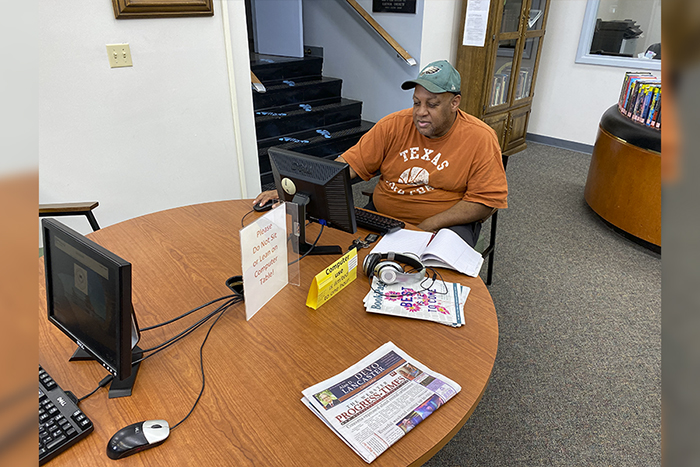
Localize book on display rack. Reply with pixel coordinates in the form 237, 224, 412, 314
617, 71, 661, 129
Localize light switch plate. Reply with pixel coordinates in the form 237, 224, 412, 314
106, 44, 132, 68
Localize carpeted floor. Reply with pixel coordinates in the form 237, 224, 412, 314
354, 142, 661, 466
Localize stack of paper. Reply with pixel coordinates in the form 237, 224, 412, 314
363, 277, 469, 327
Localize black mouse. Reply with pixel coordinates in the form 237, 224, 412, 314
106, 419, 170, 460
253, 199, 277, 212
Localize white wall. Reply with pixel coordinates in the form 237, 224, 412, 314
419, 0, 463, 68
302, 0, 426, 122
39, 0, 259, 237
529, 0, 629, 146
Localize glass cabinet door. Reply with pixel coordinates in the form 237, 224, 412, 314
526, 0, 547, 31
499, 0, 523, 33
514, 36, 541, 102
489, 39, 518, 107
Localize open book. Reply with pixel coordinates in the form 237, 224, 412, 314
370, 229, 483, 277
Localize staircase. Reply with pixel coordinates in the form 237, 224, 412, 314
250, 53, 374, 190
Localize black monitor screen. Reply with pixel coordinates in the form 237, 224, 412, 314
268, 148, 357, 255
268, 146, 357, 232
42, 218, 139, 381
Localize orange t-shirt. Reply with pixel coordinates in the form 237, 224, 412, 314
342, 109, 508, 225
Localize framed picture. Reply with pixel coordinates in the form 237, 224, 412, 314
112, 0, 214, 19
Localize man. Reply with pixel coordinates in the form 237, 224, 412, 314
253, 60, 507, 247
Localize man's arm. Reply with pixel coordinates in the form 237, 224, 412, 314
416, 200, 493, 233
335, 155, 357, 179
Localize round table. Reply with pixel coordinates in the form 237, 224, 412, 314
38, 200, 498, 466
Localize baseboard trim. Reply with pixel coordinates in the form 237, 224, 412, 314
526, 133, 594, 155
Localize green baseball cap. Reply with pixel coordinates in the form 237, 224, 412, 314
401, 60, 461, 94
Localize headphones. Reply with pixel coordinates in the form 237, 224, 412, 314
362, 252, 426, 285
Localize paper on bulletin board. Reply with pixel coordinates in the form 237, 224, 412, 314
240, 203, 288, 320
306, 248, 358, 310
462, 0, 490, 47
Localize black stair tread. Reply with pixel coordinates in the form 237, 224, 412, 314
258, 120, 374, 157
255, 96, 343, 114
255, 98, 361, 121
261, 76, 341, 90
250, 52, 321, 66
250, 53, 323, 81
256, 120, 367, 149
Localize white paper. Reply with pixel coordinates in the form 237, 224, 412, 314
240, 203, 288, 320
462, 0, 491, 47
371, 229, 433, 257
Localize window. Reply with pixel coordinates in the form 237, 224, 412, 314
576, 0, 661, 70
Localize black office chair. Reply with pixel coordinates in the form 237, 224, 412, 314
479, 154, 509, 286
39, 201, 101, 231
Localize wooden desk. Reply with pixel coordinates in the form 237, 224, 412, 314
38, 200, 498, 467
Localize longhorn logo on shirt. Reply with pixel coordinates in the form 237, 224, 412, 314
398, 167, 430, 186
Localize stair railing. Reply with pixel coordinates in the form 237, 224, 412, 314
251, 71, 266, 93
344, 0, 417, 66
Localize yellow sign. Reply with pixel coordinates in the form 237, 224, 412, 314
306, 248, 358, 309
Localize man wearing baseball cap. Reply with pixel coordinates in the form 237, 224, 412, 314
254, 60, 507, 247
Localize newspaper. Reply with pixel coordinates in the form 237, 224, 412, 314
363, 277, 469, 327
301, 342, 461, 463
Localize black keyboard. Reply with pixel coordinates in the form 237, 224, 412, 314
354, 207, 405, 235
39, 365, 93, 465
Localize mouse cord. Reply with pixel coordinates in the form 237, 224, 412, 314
170, 297, 236, 431
241, 209, 255, 227
140, 294, 237, 332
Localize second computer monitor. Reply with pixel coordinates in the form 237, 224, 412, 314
42, 218, 142, 398
268, 147, 357, 255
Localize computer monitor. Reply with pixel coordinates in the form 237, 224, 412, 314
268, 147, 357, 256
42, 218, 142, 398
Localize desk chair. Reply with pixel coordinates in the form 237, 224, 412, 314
39, 201, 101, 231
479, 154, 509, 286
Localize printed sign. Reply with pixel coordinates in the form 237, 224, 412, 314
462, 0, 490, 47
306, 248, 358, 309
240, 204, 288, 320
372, 0, 416, 14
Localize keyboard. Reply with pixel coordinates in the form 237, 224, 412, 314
354, 207, 405, 235
39, 365, 94, 465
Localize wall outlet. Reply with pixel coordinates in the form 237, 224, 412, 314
106, 44, 132, 68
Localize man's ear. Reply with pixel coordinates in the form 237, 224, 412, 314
451, 93, 461, 111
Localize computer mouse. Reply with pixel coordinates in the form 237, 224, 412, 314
253, 199, 277, 212
106, 419, 170, 460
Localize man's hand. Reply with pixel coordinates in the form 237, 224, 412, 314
416, 200, 494, 232
252, 190, 280, 208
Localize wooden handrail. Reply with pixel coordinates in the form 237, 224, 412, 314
251, 71, 266, 93
345, 0, 417, 66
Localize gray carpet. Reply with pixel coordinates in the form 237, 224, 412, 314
355, 142, 661, 466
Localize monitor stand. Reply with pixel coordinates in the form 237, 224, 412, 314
291, 194, 342, 256
69, 346, 144, 399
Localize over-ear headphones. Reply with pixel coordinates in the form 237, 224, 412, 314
362, 252, 426, 285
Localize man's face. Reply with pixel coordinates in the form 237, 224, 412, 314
411, 85, 461, 138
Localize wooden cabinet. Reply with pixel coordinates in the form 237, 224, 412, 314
456, 0, 550, 155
